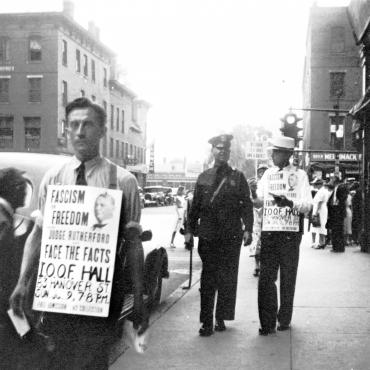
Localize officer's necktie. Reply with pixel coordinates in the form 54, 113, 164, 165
76, 162, 87, 185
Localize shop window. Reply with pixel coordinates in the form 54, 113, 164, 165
29, 36, 42, 62
24, 117, 41, 149
0, 116, 13, 148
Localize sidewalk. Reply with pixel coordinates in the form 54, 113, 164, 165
110, 233, 370, 370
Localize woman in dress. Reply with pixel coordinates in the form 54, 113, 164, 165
312, 179, 332, 249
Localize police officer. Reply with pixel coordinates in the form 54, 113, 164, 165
256, 136, 312, 335
185, 134, 253, 337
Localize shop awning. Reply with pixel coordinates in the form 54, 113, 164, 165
349, 87, 370, 118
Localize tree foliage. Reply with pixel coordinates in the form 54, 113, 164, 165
229, 124, 272, 180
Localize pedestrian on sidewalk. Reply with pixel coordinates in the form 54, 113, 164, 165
327, 175, 348, 253
256, 136, 312, 335
170, 186, 186, 248
311, 178, 331, 249
0, 168, 29, 369
185, 134, 253, 337
9, 98, 148, 369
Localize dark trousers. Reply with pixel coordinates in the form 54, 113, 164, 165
198, 237, 242, 327
39, 314, 115, 370
328, 205, 345, 252
258, 232, 301, 330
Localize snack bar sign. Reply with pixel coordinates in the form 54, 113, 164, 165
33, 185, 122, 317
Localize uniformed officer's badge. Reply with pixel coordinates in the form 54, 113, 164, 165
230, 179, 236, 186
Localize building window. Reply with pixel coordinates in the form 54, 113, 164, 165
0, 37, 10, 63
62, 40, 68, 66
116, 140, 119, 158
110, 138, 113, 157
24, 117, 41, 149
103, 100, 107, 112
124, 142, 128, 159
0, 78, 10, 103
91, 95, 96, 102
29, 36, 42, 62
116, 107, 119, 131
110, 104, 114, 129
330, 115, 344, 150
75, 49, 81, 72
61, 80, 68, 106
132, 103, 137, 122
91, 60, 96, 82
28, 77, 41, 102
103, 68, 107, 87
60, 119, 67, 137
130, 144, 133, 156
80, 89, 85, 97
0, 116, 13, 148
121, 109, 125, 133
121, 142, 124, 158
331, 26, 345, 54
330, 72, 345, 99
83, 54, 88, 76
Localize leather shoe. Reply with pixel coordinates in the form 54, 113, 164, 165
258, 327, 276, 336
214, 320, 226, 332
199, 325, 213, 337
277, 324, 290, 331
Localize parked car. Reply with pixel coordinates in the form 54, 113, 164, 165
143, 186, 166, 207
0, 152, 168, 323
138, 186, 145, 208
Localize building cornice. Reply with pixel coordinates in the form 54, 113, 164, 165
0, 12, 116, 59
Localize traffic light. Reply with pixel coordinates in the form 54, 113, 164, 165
280, 113, 302, 146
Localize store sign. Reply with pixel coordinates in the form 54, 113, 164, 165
310, 152, 361, 162
245, 141, 268, 160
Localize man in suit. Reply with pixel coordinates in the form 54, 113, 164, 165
185, 134, 253, 337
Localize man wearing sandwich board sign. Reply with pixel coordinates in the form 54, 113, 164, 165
10, 98, 147, 369
256, 136, 312, 335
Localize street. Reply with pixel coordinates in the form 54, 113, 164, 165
111, 228, 370, 370
140, 205, 202, 306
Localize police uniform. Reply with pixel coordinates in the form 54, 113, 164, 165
256, 136, 312, 334
188, 135, 253, 332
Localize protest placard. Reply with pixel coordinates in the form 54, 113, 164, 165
262, 170, 302, 232
33, 185, 122, 317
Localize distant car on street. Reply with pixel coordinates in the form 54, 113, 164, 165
143, 185, 167, 207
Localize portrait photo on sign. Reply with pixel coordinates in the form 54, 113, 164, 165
92, 192, 116, 231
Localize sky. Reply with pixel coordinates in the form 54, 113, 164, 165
2, 0, 351, 162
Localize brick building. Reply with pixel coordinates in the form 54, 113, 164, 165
302, 5, 362, 179
0, 1, 149, 185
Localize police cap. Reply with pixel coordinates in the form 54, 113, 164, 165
208, 134, 233, 148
